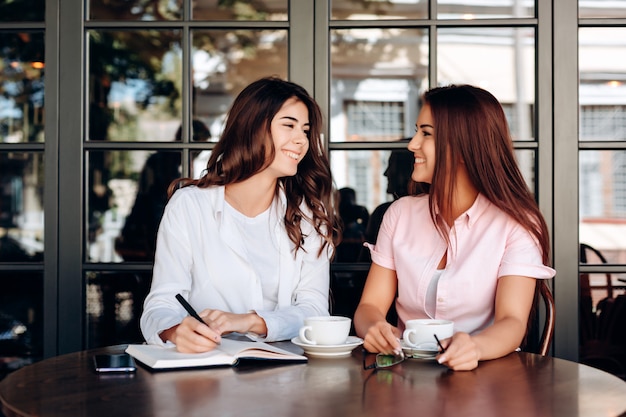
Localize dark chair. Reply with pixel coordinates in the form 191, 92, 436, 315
522, 279, 555, 356
537, 280, 556, 356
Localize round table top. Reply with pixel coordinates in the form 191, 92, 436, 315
2, 344, 626, 417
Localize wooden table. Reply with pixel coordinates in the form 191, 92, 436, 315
2, 344, 626, 417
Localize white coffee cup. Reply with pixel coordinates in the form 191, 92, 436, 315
402, 319, 454, 350
298, 316, 351, 345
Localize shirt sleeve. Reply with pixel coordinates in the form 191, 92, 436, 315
499, 222, 556, 280
140, 191, 194, 346
366, 200, 401, 270
254, 231, 331, 342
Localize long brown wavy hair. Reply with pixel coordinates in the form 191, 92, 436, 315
169, 76, 337, 257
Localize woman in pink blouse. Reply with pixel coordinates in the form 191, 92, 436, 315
354, 85, 556, 371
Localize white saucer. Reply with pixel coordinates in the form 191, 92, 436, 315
291, 336, 363, 358
400, 339, 439, 360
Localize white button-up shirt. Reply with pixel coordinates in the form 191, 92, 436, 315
140, 185, 331, 346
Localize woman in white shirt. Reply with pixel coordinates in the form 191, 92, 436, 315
140, 77, 337, 353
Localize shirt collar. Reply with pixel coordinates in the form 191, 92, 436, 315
214, 184, 287, 221
463, 193, 491, 228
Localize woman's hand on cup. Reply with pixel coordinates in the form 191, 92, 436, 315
362, 321, 403, 355
436, 332, 480, 371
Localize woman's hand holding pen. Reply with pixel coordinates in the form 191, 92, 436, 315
160, 294, 223, 353
161, 294, 269, 352
165, 315, 223, 353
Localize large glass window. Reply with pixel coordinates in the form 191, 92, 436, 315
3, 0, 619, 377
578, 25, 626, 377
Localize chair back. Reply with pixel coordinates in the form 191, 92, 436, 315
523, 279, 555, 355
538, 280, 555, 356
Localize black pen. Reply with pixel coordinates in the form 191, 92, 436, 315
175, 293, 205, 322
434, 334, 446, 354
175, 294, 221, 344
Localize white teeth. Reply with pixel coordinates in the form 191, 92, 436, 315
414, 158, 426, 163
285, 151, 299, 160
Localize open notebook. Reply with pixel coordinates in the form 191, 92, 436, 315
126, 338, 307, 370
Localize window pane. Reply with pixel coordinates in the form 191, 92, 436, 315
86, 150, 182, 263
193, 0, 287, 21
87, 30, 182, 142
332, 147, 414, 262
0, 32, 45, 143
437, 0, 535, 19
0, 0, 44, 22
191, 149, 212, 179
579, 28, 626, 142
579, 0, 626, 18
0, 152, 44, 262
89, 0, 182, 20
438, 27, 535, 141
514, 149, 536, 195
86, 271, 151, 348
331, 0, 427, 20
580, 151, 626, 265
330, 28, 428, 143
0, 271, 43, 376
191, 29, 288, 142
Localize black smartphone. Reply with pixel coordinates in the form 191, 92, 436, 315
93, 353, 137, 373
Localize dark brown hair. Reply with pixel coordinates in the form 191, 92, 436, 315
169, 76, 336, 256
421, 84, 551, 266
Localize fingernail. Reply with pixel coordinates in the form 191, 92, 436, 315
437, 356, 446, 364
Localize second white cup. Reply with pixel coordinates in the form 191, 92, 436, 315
402, 319, 454, 349
298, 316, 351, 345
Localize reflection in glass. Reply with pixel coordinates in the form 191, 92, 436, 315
580, 151, 626, 262
89, 0, 182, 20
438, 0, 535, 19
332, 148, 413, 263
86, 271, 152, 348
0, 32, 45, 143
579, 0, 626, 18
332, 150, 392, 215
331, 0, 427, 20
515, 149, 536, 197
192, 29, 288, 142
438, 27, 535, 141
0, 0, 44, 22
87, 150, 181, 263
191, 149, 212, 179
0, 271, 43, 374
330, 28, 428, 143
193, 0, 287, 21
334, 146, 415, 263
0, 152, 44, 262
87, 30, 182, 142
579, 28, 626, 143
